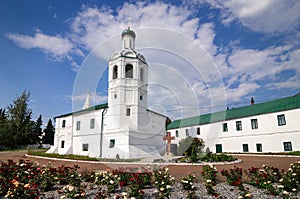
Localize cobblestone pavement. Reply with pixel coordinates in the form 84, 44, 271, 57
1, 151, 300, 177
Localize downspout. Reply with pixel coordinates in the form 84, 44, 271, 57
100, 108, 107, 157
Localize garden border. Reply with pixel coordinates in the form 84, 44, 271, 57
25, 154, 242, 166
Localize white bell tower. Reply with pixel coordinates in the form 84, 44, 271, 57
107, 27, 148, 130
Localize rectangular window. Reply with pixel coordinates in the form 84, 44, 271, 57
251, 119, 258, 129
242, 144, 249, 152
236, 121, 242, 131
61, 140, 65, 148
185, 129, 189, 136
277, 114, 286, 126
256, 143, 262, 152
175, 130, 179, 137
90, 119, 95, 129
62, 120, 66, 128
76, 121, 81, 130
222, 123, 228, 132
109, 139, 115, 148
126, 108, 131, 116
82, 144, 89, 151
140, 95, 143, 100
283, 141, 292, 151
216, 144, 222, 153
196, 127, 200, 135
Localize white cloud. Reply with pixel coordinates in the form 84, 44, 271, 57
7, 30, 73, 58
6, 1, 300, 119
202, 0, 300, 34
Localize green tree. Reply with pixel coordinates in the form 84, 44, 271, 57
6, 91, 34, 148
177, 136, 205, 162
33, 114, 43, 145
0, 108, 7, 147
43, 119, 55, 145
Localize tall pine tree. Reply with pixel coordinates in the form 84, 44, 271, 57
43, 119, 55, 145
33, 115, 43, 145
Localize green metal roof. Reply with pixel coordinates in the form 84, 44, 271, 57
167, 94, 300, 130
54, 103, 108, 119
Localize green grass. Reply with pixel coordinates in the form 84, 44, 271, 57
27, 149, 142, 162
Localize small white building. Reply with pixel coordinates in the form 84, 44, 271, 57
167, 94, 300, 153
48, 28, 168, 159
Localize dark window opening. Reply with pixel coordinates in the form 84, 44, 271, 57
236, 121, 242, 131
61, 140, 65, 148
251, 119, 258, 129
125, 64, 133, 78
256, 143, 262, 152
62, 120, 66, 128
223, 123, 228, 132
82, 144, 89, 151
277, 114, 286, 126
283, 142, 292, 151
109, 139, 115, 148
242, 144, 249, 152
113, 65, 118, 79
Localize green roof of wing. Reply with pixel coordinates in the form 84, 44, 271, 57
167, 94, 300, 130
54, 103, 108, 118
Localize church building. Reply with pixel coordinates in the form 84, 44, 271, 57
167, 93, 300, 153
48, 28, 168, 159
49, 27, 300, 159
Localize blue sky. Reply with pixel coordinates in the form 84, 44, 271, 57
1, 0, 300, 123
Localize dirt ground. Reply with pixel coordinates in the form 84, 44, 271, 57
1, 151, 300, 177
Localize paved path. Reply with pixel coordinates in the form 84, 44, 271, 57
1, 151, 299, 177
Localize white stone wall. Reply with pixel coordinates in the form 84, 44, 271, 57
169, 108, 300, 153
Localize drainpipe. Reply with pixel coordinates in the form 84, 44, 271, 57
100, 108, 107, 157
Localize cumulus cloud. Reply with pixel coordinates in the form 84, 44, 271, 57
200, 0, 300, 34
5, 1, 300, 119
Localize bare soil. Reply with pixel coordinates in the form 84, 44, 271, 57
1, 151, 299, 177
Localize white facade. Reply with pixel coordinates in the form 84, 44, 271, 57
168, 95, 300, 153
48, 28, 167, 159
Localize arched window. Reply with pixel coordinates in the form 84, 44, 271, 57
126, 108, 131, 116
113, 65, 118, 79
125, 64, 133, 78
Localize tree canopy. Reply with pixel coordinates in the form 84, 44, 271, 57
0, 91, 48, 149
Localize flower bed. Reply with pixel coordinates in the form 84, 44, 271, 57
0, 159, 299, 198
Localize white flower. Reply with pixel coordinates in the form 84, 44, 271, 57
292, 173, 296, 176
166, 185, 172, 189
60, 196, 67, 199
131, 197, 136, 199
288, 168, 293, 172
165, 168, 169, 171
262, 164, 266, 168
122, 192, 127, 196
273, 172, 277, 175
267, 181, 271, 184
238, 196, 243, 199
161, 181, 165, 184
279, 178, 283, 182
182, 180, 188, 183
245, 193, 251, 197
110, 180, 114, 184
206, 179, 212, 183
282, 190, 289, 195
68, 185, 74, 192
277, 185, 284, 189
190, 182, 193, 185
292, 188, 297, 192
160, 187, 165, 191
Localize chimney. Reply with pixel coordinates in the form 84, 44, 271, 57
251, 97, 254, 105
